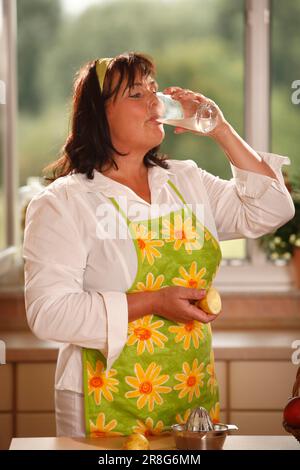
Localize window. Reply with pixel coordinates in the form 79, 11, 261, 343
0, 0, 294, 290
0, 0, 6, 250
0, 0, 18, 277
216, 0, 293, 291
271, 0, 300, 178
17, 0, 246, 260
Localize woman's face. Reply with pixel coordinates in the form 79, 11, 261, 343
105, 71, 165, 156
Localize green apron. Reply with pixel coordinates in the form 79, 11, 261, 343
82, 180, 222, 437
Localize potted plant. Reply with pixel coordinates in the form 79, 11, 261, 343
259, 172, 300, 287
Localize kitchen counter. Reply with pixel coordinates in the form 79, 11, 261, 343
1, 329, 299, 362
1, 286, 300, 331
9, 435, 300, 450
2, 330, 299, 448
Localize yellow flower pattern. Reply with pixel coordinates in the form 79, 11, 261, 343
130, 223, 164, 265
135, 272, 165, 292
169, 320, 205, 350
127, 315, 168, 355
172, 261, 207, 289
207, 351, 218, 394
89, 413, 123, 437
125, 362, 172, 411
205, 230, 219, 250
161, 213, 204, 254
87, 360, 119, 405
133, 417, 165, 436
175, 408, 192, 425
209, 402, 220, 424
83, 180, 223, 436
174, 359, 205, 403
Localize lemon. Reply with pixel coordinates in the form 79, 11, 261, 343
196, 287, 222, 315
122, 433, 150, 450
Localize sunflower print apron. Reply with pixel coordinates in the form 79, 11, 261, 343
82, 180, 222, 437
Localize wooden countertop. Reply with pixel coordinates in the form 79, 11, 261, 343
1, 287, 300, 331
9, 435, 300, 450
1, 329, 299, 362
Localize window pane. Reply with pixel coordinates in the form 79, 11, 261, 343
17, 0, 245, 258
271, 0, 300, 179
220, 239, 246, 260
0, 0, 6, 250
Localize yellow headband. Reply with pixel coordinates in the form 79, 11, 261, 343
96, 58, 113, 92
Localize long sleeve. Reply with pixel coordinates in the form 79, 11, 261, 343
198, 152, 295, 241
23, 189, 128, 370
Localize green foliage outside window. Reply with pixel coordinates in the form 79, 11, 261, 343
12, 0, 300, 261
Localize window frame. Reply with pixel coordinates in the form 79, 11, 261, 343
215, 0, 294, 292
0, 0, 294, 290
0, 0, 18, 277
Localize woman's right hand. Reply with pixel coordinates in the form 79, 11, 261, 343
152, 286, 218, 324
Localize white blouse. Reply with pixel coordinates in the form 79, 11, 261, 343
23, 153, 295, 393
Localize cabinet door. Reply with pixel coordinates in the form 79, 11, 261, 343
0, 414, 13, 449
0, 363, 13, 411
17, 363, 56, 411
230, 361, 296, 409
17, 413, 56, 437
230, 411, 285, 435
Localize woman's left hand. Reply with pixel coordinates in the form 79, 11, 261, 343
163, 86, 228, 138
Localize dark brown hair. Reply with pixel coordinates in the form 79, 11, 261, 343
44, 51, 169, 183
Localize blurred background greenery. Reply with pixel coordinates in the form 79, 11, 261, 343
2, 0, 299, 257
16, 0, 244, 184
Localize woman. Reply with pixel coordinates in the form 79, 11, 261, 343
23, 52, 295, 438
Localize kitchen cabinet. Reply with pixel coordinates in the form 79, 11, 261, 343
15, 363, 56, 437
229, 361, 296, 409
0, 363, 13, 411
0, 330, 299, 449
0, 363, 13, 449
17, 363, 56, 410
0, 414, 13, 450
230, 411, 286, 435
16, 413, 56, 437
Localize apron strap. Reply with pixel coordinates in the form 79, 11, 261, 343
167, 179, 198, 226
110, 179, 189, 226
167, 180, 188, 205
109, 197, 131, 226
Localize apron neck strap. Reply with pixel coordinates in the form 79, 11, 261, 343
109, 179, 188, 226
167, 180, 187, 205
